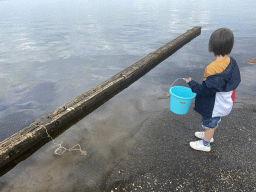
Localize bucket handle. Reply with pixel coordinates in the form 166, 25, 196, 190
167, 78, 187, 97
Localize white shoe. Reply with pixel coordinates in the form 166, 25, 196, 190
189, 140, 211, 152
195, 132, 214, 143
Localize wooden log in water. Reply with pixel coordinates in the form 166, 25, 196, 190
0, 26, 201, 174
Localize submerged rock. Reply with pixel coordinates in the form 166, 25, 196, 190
246, 59, 256, 64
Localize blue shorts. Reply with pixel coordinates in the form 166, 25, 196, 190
201, 115, 221, 129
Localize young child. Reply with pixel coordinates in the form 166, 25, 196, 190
185, 28, 241, 152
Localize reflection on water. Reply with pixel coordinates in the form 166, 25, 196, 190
0, 1, 223, 63
1, 0, 255, 63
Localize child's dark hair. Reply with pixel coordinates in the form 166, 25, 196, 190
208, 28, 234, 56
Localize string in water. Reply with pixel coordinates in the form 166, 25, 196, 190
151, 77, 164, 94
151, 77, 187, 97
40, 77, 186, 156
42, 126, 87, 156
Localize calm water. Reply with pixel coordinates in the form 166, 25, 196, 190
1, 0, 256, 191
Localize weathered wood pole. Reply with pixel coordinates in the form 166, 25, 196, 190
0, 26, 201, 175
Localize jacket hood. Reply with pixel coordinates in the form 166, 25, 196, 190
204, 57, 241, 92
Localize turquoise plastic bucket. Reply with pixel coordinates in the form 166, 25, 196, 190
169, 86, 196, 115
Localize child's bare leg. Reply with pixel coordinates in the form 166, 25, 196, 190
214, 125, 218, 131
204, 125, 218, 142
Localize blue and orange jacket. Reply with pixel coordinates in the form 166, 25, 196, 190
188, 56, 241, 118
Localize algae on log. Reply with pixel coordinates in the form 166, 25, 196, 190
0, 26, 201, 175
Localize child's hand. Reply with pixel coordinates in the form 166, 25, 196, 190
186, 77, 192, 83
